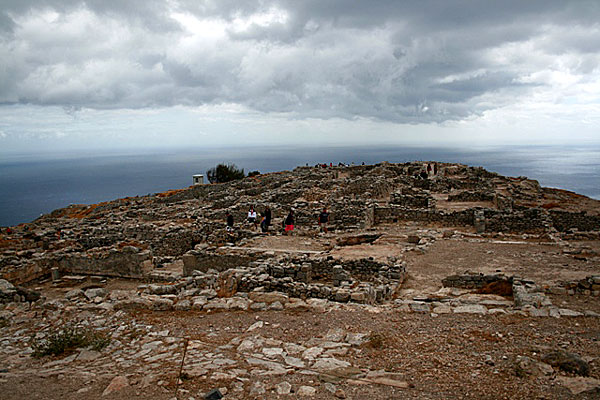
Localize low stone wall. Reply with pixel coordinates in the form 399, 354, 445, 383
494, 194, 514, 211
56, 247, 154, 279
442, 273, 512, 289
182, 250, 261, 276
448, 191, 494, 202
2, 247, 155, 284
483, 208, 548, 233
374, 206, 573, 233
181, 256, 407, 304
546, 275, 600, 296
390, 193, 434, 208
374, 206, 474, 227
233, 260, 404, 304
549, 210, 600, 232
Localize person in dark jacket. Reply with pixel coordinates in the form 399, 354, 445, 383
261, 206, 272, 233
226, 211, 234, 232
318, 208, 329, 233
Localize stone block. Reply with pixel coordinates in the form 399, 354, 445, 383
334, 289, 350, 303
350, 292, 366, 303
453, 304, 487, 314
174, 299, 191, 311
409, 302, 431, 312
248, 291, 289, 304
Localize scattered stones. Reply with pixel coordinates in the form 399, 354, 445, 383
541, 350, 590, 376
453, 304, 488, 314
102, 375, 129, 396
204, 388, 223, 400
514, 356, 554, 378
556, 376, 600, 395
297, 385, 317, 396
276, 381, 292, 395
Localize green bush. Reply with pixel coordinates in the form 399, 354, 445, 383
247, 170, 260, 177
206, 163, 245, 184
31, 324, 111, 358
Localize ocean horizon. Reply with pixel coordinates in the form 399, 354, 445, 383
1, 144, 599, 227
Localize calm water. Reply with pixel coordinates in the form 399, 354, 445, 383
1, 145, 599, 227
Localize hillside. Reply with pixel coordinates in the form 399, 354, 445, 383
1, 161, 599, 399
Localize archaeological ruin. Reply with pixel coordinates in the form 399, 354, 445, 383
1, 161, 599, 399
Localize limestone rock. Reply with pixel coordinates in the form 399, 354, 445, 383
102, 375, 129, 396
542, 350, 590, 376
113, 298, 152, 311
453, 304, 487, 314
297, 385, 317, 396
248, 291, 289, 304
312, 357, 351, 371
556, 376, 600, 395
84, 288, 107, 300
514, 356, 554, 377
276, 381, 292, 395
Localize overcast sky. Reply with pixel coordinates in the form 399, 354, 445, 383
1, 0, 599, 154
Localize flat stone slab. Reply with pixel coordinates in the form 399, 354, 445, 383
453, 304, 488, 314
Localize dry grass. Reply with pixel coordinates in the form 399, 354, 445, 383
155, 189, 186, 198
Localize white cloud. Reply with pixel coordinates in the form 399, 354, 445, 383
0, 0, 598, 150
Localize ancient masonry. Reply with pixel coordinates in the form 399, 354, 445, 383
1, 162, 599, 307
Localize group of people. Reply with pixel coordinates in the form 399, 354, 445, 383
226, 206, 330, 235
307, 162, 365, 168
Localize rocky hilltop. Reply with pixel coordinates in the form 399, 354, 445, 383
1, 161, 599, 399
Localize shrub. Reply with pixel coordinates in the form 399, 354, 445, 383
31, 324, 111, 358
206, 163, 245, 184
247, 170, 260, 177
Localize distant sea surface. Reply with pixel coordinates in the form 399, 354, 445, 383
1, 145, 599, 227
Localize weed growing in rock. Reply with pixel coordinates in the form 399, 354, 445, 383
31, 324, 110, 357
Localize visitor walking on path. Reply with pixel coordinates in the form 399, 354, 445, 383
318, 208, 329, 233
284, 209, 295, 235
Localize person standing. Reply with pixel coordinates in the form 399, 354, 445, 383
247, 206, 257, 230
318, 208, 329, 233
284, 209, 295, 235
261, 206, 272, 233
226, 211, 234, 232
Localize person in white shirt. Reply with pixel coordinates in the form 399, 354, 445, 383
247, 206, 258, 230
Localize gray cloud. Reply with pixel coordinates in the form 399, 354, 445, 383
0, 0, 598, 123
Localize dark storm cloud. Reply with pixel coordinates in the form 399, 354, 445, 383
0, 0, 598, 122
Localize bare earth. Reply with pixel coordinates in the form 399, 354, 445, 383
1, 224, 599, 399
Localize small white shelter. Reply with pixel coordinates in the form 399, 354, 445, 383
193, 174, 204, 185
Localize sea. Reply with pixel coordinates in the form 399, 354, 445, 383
1, 144, 599, 227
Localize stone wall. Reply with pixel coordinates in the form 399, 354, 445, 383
549, 210, 600, 232
442, 273, 512, 289
547, 275, 600, 296
1, 260, 50, 285
56, 247, 154, 279
180, 254, 407, 304
182, 250, 262, 275
187, 257, 407, 304
483, 208, 548, 233
448, 191, 494, 202
390, 192, 434, 208
374, 206, 475, 227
